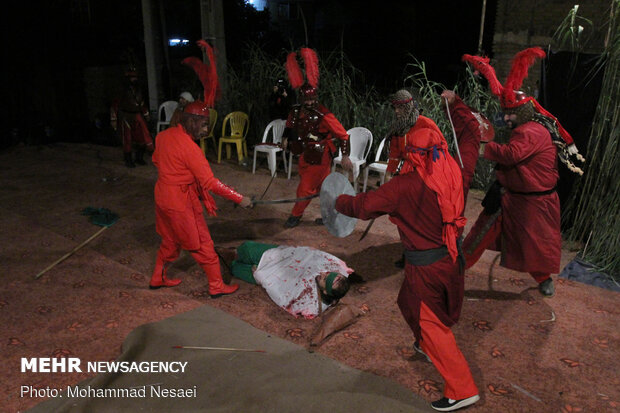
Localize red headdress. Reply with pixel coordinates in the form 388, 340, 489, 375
462, 47, 584, 173
399, 117, 466, 262
462, 47, 574, 146
182, 40, 219, 116
285, 47, 320, 101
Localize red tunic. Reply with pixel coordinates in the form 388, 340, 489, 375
117, 84, 153, 152
336, 172, 464, 340
483, 121, 561, 273
288, 105, 349, 217
152, 125, 243, 251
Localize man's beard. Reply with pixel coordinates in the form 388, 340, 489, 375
389, 107, 419, 136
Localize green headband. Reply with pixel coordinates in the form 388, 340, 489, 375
325, 272, 339, 296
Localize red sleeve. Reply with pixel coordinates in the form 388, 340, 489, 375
484, 126, 540, 166
210, 181, 244, 203
335, 179, 400, 220
449, 96, 483, 143
321, 113, 349, 141
185, 142, 243, 204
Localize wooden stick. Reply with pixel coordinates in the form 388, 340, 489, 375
35, 226, 109, 279
173, 346, 266, 353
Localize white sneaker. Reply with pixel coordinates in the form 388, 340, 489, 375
431, 394, 480, 411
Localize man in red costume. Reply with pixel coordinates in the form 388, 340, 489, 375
282, 48, 352, 228
149, 39, 252, 297
115, 68, 154, 168
149, 100, 252, 296
461, 48, 584, 298
386, 89, 492, 269
335, 102, 480, 412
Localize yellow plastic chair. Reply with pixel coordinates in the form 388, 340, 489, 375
199, 108, 218, 155
218, 111, 249, 164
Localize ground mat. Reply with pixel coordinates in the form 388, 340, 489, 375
26, 305, 431, 413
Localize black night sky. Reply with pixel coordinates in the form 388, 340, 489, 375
3, 0, 496, 146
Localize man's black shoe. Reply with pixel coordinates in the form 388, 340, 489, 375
538, 278, 555, 297
314, 218, 323, 225
431, 395, 480, 411
413, 341, 431, 362
284, 215, 301, 228
124, 153, 135, 168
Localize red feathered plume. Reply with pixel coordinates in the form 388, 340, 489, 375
285, 52, 304, 89
199, 40, 219, 107
463, 47, 574, 146
462, 54, 503, 98
181, 40, 219, 107
300, 48, 319, 88
502, 47, 545, 107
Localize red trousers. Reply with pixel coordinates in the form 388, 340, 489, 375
463, 211, 550, 283
291, 152, 332, 217
121, 115, 153, 153
155, 200, 220, 281
419, 301, 478, 400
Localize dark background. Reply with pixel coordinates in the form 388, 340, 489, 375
3, 0, 496, 147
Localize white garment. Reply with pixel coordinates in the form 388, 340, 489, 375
253, 246, 352, 318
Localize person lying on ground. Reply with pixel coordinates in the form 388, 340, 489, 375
231, 241, 354, 318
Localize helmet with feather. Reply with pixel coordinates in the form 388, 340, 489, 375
462, 47, 584, 174
182, 40, 219, 118
285, 47, 319, 104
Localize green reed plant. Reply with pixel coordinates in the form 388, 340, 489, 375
403, 57, 505, 189
562, 1, 620, 277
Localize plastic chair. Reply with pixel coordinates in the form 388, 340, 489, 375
199, 108, 218, 155
218, 111, 249, 164
253, 119, 288, 177
156, 101, 179, 133
362, 137, 388, 192
332, 127, 373, 192
287, 151, 297, 180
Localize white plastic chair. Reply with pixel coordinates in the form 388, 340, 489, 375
287, 151, 296, 180
362, 137, 388, 192
332, 127, 373, 191
156, 101, 179, 133
253, 119, 288, 177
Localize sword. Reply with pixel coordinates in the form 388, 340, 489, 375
359, 217, 375, 241
444, 97, 464, 169
251, 193, 319, 206
259, 170, 277, 200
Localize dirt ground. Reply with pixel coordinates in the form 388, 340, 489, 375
1, 143, 619, 412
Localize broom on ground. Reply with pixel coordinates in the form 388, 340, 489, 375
35, 207, 119, 279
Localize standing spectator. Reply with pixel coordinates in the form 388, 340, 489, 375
114, 67, 153, 167
268, 78, 292, 120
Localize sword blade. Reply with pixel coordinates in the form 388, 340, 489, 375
444, 97, 464, 169
251, 193, 319, 205
259, 171, 277, 200
359, 218, 375, 241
